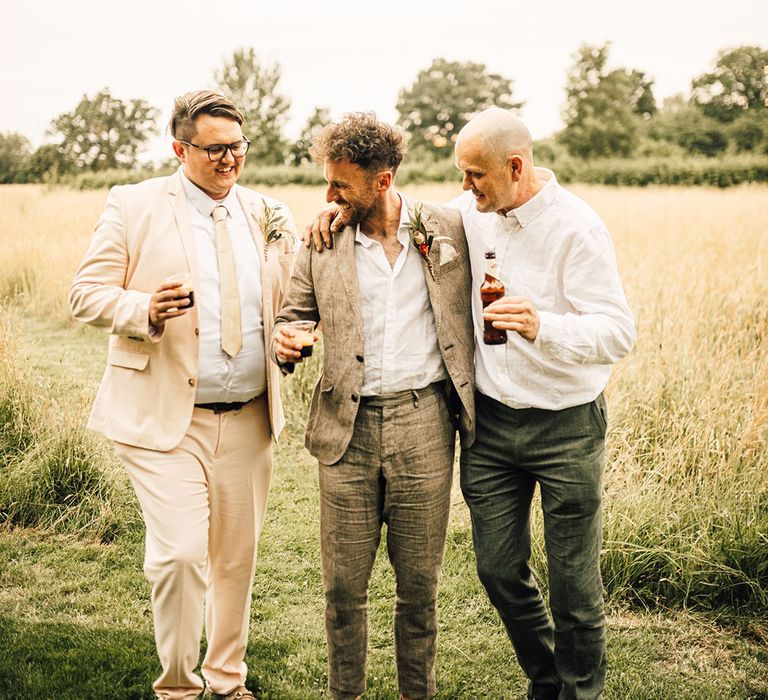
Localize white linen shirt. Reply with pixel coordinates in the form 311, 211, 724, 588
451, 168, 636, 410
355, 194, 447, 396
180, 170, 266, 403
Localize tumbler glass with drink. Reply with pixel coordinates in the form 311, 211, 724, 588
285, 320, 317, 359
165, 272, 195, 310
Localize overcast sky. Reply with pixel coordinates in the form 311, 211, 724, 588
2, 0, 766, 163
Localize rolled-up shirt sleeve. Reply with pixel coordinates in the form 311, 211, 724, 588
535, 224, 636, 365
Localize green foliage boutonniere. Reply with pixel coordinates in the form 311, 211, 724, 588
256, 200, 294, 261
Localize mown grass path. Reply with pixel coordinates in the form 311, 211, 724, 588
2, 486, 767, 699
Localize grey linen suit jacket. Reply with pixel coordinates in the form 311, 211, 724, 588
273, 198, 475, 465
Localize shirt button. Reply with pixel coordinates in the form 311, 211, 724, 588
355, 354, 364, 363
351, 393, 359, 403
188, 378, 196, 387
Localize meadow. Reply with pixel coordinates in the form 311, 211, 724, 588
0, 182, 766, 699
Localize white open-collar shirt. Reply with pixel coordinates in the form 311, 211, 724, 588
452, 168, 636, 410
354, 193, 447, 396
180, 170, 266, 403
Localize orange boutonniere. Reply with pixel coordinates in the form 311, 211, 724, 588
407, 204, 435, 279
406, 204, 447, 281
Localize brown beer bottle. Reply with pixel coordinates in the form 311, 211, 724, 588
481, 251, 507, 345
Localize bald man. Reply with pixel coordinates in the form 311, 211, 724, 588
453, 108, 635, 700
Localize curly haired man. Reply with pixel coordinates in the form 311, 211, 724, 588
272, 113, 475, 700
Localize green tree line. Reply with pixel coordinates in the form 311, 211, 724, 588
1, 44, 766, 184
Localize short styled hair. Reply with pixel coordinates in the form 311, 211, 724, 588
311, 112, 407, 174
169, 90, 244, 142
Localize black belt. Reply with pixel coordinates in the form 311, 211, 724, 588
195, 398, 256, 414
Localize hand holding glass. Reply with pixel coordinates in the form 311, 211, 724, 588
285, 320, 317, 358
165, 273, 195, 310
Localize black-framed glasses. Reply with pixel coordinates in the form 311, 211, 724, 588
178, 138, 250, 162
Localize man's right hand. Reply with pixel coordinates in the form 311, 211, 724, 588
274, 326, 320, 364
148, 282, 190, 329
302, 205, 344, 252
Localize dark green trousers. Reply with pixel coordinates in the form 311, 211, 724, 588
460, 392, 607, 700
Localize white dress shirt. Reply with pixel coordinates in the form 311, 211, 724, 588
355, 194, 447, 396
451, 168, 636, 410
180, 170, 266, 403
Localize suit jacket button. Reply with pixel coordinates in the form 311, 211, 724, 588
351, 393, 359, 402
188, 378, 196, 387
355, 354, 364, 363
194, 328, 200, 336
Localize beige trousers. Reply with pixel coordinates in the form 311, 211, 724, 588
115, 395, 272, 700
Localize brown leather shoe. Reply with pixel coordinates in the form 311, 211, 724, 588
202, 685, 255, 699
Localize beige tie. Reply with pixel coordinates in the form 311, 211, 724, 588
212, 205, 242, 357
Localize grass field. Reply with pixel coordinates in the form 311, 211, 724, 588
1, 182, 767, 698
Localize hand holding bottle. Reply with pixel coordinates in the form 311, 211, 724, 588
483, 296, 540, 342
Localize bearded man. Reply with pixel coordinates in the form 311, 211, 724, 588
273, 112, 475, 700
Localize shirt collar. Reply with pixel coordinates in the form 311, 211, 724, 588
499, 167, 558, 228
354, 192, 411, 248
179, 166, 240, 219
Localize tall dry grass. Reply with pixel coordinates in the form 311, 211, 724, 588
0, 186, 110, 319
1, 182, 766, 610
572, 185, 768, 609
0, 309, 139, 541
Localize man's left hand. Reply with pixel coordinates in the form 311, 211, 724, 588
483, 296, 540, 342
301, 205, 344, 252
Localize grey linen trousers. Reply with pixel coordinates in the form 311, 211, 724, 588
318, 384, 455, 700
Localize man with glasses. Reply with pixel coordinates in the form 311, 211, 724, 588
69, 90, 297, 700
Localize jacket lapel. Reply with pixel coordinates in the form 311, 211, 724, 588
167, 171, 200, 288
405, 198, 442, 331
237, 189, 272, 324
335, 226, 365, 340
237, 189, 267, 260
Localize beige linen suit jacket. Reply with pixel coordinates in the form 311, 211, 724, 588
69, 170, 295, 451
273, 199, 475, 465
